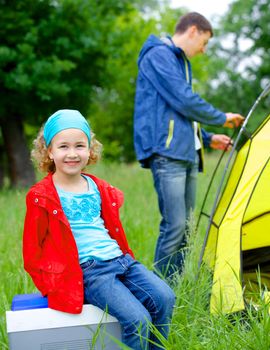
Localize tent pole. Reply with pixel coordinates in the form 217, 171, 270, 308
197, 82, 270, 271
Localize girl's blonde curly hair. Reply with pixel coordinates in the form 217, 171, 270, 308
31, 126, 103, 173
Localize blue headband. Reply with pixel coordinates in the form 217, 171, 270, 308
43, 109, 91, 146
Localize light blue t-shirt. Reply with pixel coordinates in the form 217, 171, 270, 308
56, 175, 123, 264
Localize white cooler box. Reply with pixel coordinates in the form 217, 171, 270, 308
6, 293, 122, 350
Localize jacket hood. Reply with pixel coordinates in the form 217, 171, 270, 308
138, 34, 184, 66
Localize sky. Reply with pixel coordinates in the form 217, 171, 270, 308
170, 0, 233, 20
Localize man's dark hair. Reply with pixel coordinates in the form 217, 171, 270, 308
175, 12, 213, 37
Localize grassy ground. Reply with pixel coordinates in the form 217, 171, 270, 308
1, 154, 270, 349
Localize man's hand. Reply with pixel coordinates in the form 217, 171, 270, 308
223, 113, 244, 128
210, 134, 233, 151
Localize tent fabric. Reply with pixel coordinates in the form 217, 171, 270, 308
201, 113, 270, 314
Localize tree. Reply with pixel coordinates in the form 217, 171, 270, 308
89, 9, 159, 162
0, 0, 133, 187
200, 0, 270, 136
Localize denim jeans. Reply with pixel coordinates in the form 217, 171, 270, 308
149, 154, 198, 277
81, 254, 175, 350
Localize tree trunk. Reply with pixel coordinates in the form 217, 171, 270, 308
1, 116, 36, 188
0, 145, 4, 188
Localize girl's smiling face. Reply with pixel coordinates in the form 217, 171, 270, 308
48, 128, 90, 178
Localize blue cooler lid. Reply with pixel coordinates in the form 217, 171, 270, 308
11, 293, 48, 311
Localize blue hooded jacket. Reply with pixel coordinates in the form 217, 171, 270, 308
134, 35, 227, 168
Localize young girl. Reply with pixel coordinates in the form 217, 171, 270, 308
23, 109, 175, 350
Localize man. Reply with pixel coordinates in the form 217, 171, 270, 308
133, 12, 244, 278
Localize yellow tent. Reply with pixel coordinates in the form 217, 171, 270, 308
199, 85, 270, 314
204, 114, 270, 313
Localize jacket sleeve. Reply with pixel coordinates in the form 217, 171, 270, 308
114, 187, 124, 208
140, 46, 226, 126
23, 192, 49, 295
201, 128, 214, 148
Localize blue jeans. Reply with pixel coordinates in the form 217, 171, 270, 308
81, 254, 175, 350
149, 154, 198, 277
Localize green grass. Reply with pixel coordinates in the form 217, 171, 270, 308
1, 154, 270, 349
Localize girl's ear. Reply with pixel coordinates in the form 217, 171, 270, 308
48, 147, 53, 160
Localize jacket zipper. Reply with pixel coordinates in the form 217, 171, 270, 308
183, 55, 205, 171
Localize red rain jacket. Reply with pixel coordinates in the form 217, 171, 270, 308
23, 173, 134, 314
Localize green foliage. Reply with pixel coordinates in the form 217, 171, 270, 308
222, 0, 270, 89
89, 9, 158, 161
0, 0, 134, 123
199, 0, 270, 136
